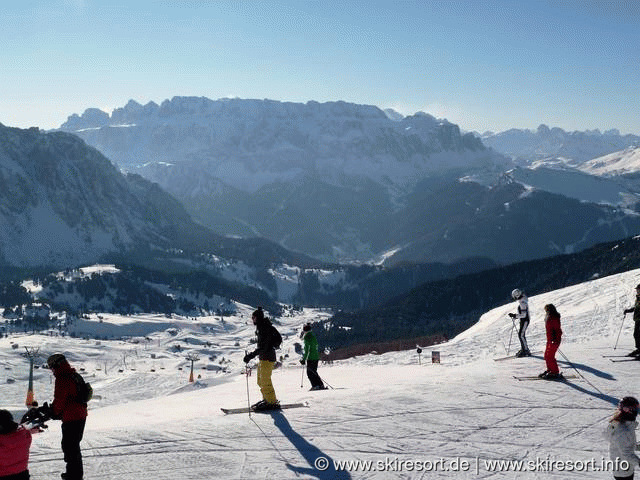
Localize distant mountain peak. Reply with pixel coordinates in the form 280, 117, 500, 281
484, 124, 640, 165
383, 108, 404, 121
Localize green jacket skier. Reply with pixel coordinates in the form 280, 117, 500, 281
302, 328, 320, 362
300, 323, 325, 390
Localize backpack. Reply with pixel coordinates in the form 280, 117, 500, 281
271, 325, 282, 350
72, 372, 93, 404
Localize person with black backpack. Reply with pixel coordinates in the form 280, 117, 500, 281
243, 307, 281, 411
46, 354, 88, 480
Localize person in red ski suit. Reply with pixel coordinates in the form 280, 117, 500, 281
539, 304, 562, 380
0, 409, 40, 480
47, 354, 88, 480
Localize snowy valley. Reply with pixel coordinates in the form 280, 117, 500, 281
2, 267, 640, 479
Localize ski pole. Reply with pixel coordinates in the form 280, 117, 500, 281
318, 373, 335, 390
557, 349, 607, 397
300, 362, 305, 388
245, 351, 251, 417
507, 316, 516, 354
614, 313, 627, 350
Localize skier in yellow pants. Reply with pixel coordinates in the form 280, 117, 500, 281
257, 360, 276, 404
243, 307, 282, 411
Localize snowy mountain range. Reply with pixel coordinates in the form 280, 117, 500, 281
59, 98, 640, 266
481, 124, 640, 166
61, 97, 496, 191
482, 127, 640, 208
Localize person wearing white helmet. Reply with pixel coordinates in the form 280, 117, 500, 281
508, 288, 531, 357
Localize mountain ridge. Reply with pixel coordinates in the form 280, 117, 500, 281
0, 123, 321, 272
60, 96, 497, 194
57, 98, 640, 266
481, 124, 640, 165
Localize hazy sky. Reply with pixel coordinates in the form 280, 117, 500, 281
1, 0, 639, 134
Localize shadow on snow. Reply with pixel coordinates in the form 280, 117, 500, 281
269, 411, 351, 480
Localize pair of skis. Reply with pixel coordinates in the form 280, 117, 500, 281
603, 354, 640, 363
221, 401, 309, 415
513, 374, 577, 381
493, 351, 542, 361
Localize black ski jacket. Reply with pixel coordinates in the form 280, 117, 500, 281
250, 318, 279, 362
624, 296, 640, 322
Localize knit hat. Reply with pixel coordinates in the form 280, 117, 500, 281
303, 323, 311, 332
0, 409, 18, 434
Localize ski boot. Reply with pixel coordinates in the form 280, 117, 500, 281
538, 370, 549, 379
627, 349, 640, 357
253, 401, 281, 412
543, 372, 562, 381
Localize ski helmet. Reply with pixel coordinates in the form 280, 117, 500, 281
511, 288, 523, 300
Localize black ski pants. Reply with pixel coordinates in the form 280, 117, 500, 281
518, 319, 529, 352
62, 419, 86, 480
306, 360, 324, 388
634, 320, 640, 350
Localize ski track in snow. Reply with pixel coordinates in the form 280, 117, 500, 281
2, 268, 640, 479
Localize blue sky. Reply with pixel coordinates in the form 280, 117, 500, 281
1, 0, 639, 134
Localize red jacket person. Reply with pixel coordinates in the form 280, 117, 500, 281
539, 304, 563, 380
47, 354, 88, 480
0, 409, 39, 480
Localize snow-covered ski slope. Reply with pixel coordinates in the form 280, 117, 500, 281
2, 269, 640, 479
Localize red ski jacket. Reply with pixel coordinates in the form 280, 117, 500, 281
0, 426, 32, 477
545, 312, 562, 344
51, 361, 88, 423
